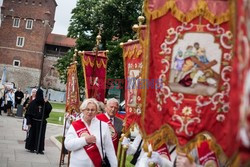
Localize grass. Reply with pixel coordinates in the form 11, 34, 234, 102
125, 155, 134, 167
56, 136, 63, 143
47, 111, 64, 125
50, 102, 65, 110
46, 102, 66, 125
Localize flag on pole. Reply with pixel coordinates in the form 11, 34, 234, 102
1, 66, 7, 85
65, 62, 80, 113
140, 0, 238, 162
80, 51, 108, 102
122, 26, 147, 134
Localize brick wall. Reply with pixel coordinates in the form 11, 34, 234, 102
0, 64, 40, 90
42, 56, 66, 91
0, 0, 57, 90
0, 0, 56, 68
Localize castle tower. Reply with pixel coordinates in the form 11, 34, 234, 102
0, 0, 57, 89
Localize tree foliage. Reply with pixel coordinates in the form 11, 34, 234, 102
55, 0, 143, 93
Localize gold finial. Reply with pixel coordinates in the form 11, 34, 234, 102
73, 49, 78, 62
132, 24, 139, 32
138, 16, 145, 26
78, 51, 84, 55
120, 42, 124, 48
96, 34, 102, 45
96, 24, 103, 46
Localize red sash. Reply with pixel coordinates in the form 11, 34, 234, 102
96, 114, 119, 152
72, 120, 102, 167
197, 141, 219, 167
157, 143, 171, 160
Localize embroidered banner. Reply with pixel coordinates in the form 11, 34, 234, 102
230, 0, 250, 165
122, 26, 147, 133
80, 51, 108, 102
141, 0, 237, 161
66, 62, 80, 113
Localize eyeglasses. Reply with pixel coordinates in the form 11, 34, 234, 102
84, 108, 96, 112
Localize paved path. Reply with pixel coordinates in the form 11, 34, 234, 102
0, 113, 65, 167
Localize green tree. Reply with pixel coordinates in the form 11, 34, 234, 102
55, 0, 143, 95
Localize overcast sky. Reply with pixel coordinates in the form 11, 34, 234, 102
52, 0, 77, 35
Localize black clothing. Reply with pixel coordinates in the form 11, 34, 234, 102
25, 90, 52, 153
15, 90, 24, 108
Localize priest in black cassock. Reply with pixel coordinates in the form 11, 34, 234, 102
25, 88, 52, 154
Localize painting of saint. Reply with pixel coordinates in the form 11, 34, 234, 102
169, 33, 222, 96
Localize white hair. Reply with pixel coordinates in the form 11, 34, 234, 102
31, 88, 37, 95
107, 98, 119, 106
80, 98, 99, 111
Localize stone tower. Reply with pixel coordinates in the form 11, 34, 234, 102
0, 0, 57, 89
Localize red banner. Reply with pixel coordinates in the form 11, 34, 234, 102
141, 0, 237, 161
65, 63, 80, 113
122, 26, 147, 133
80, 51, 108, 102
230, 0, 250, 165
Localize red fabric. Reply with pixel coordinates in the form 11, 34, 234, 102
122, 39, 144, 132
72, 120, 102, 167
65, 63, 80, 113
96, 114, 119, 152
197, 141, 219, 166
147, 0, 228, 16
156, 143, 171, 161
142, 3, 238, 158
81, 51, 108, 102
230, 0, 250, 165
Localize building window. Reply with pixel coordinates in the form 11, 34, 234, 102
13, 18, 20, 28
13, 60, 21, 67
26, 19, 33, 29
16, 37, 25, 47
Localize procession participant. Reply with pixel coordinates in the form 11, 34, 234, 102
25, 89, 52, 154
0, 84, 4, 115
23, 88, 37, 111
6, 88, 15, 116
61, 109, 81, 165
96, 98, 123, 152
15, 88, 24, 108
64, 98, 117, 167
23, 88, 37, 141
174, 134, 225, 167
122, 134, 175, 166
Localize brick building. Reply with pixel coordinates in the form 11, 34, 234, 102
0, 0, 76, 94
43, 34, 76, 92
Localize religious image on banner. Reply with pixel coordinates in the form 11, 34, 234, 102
127, 67, 141, 107
168, 33, 221, 96
66, 62, 80, 113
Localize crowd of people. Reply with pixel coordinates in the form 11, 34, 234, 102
0, 86, 53, 155
0, 85, 248, 166
0, 85, 28, 116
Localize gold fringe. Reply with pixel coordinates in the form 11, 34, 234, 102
141, 125, 233, 165
81, 55, 107, 69
144, 0, 230, 25
80, 54, 89, 98
123, 44, 142, 59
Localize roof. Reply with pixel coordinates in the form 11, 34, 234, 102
46, 33, 76, 48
